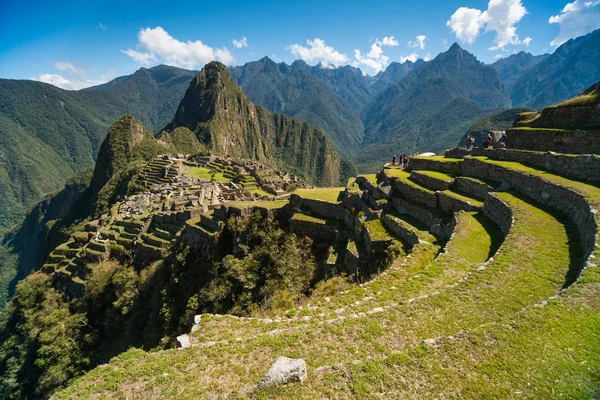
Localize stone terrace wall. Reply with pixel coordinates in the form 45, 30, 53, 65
454, 177, 494, 200
482, 193, 513, 236
487, 149, 600, 183
290, 194, 354, 228
506, 128, 600, 154
462, 157, 598, 260
382, 215, 420, 248
409, 157, 463, 175
523, 106, 600, 129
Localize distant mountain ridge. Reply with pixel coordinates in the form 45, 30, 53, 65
490, 51, 549, 91
510, 28, 600, 109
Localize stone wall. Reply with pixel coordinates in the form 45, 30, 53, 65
486, 149, 600, 183
382, 215, 419, 248
410, 171, 453, 191
180, 221, 220, 259
390, 197, 453, 240
506, 128, 600, 154
391, 181, 438, 209
409, 157, 463, 175
482, 193, 513, 237
289, 217, 336, 242
462, 157, 598, 261
437, 192, 481, 213
453, 177, 494, 200
520, 106, 600, 129
290, 194, 354, 228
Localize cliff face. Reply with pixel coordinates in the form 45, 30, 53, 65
164, 62, 355, 186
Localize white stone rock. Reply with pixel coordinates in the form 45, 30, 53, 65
176, 334, 191, 348
258, 357, 307, 389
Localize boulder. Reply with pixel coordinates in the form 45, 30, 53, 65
258, 356, 307, 389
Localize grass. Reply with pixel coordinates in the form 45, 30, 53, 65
294, 188, 344, 203
224, 200, 289, 209
440, 190, 485, 208
357, 174, 378, 186
50, 157, 600, 399
185, 166, 230, 183
384, 169, 437, 195
411, 156, 463, 164
550, 90, 599, 108
363, 219, 393, 241
248, 188, 274, 197
60, 196, 600, 399
412, 170, 454, 182
291, 213, 327, 224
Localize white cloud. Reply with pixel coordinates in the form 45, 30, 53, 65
289, 38, 349, 66
400, 53, 419, 63
352, 36, 401, 74
54, 61, 84, 75
122, 26, 236, 69
99, 22, 107, 30
377, 36, 399, 46
446, 7, 487, 44
447, 0, 530, 50
485, 0, 528, 50
121, 49, 158, 65
549, 0, 600, 46
408, 35, 427, 49
32, 74, 105, 90
232, 36, 248, 49
522, 36, 532, 46
424, 53, 432, 61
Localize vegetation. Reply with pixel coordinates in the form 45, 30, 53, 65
551, 82, 599, 108
185, 166, 229, 183
294, 187, 344, 203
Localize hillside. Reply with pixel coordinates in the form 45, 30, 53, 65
229, 58, 366, 157
0, 111, 598, 398
490, 51, 549, 91
165, 61, 355, 187
358, 43, 509, 171
510, 28, 600, 109
0, 66, 196, 238
371, 59, 424, 94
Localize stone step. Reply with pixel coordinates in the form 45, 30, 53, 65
384, 169, 438, 209
142, 233, 171, 248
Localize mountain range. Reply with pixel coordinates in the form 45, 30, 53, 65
1, 28, 600, 246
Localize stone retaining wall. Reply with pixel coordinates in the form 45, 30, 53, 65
437, 192, 481, 213
486, 149, 600, 183
180, 222, 220, 259
410, 171, 454, 191
390, 197, 453, 240
391, 181, 438, 209
506, 128, 600, 154
482, 193, 513, 237
453, 177, 494, 200
409, 158, 463, 175
382, 215, 419, 248
462, 157, 598, 260
291, 194, 354, 228
521, 106, 600, 129
289, 217, 336, 242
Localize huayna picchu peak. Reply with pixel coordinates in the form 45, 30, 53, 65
163, 61, 356, 187
2, 12, 600, 399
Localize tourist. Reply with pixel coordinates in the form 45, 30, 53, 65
499, 132, 507, 148
392, 155, 397, 166
467, 134, 475, 151
483, 133, 492, 149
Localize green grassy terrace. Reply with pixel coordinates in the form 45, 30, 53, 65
294, 188, 344, 203
291, 213, 327, 224
413, 170, 454, 182
185, 166, 230, 183
55, 192, 600, 398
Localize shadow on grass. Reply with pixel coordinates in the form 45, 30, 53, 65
473, 212, 504, 260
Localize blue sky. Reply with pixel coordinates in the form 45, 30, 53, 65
1, 0, 599, 89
